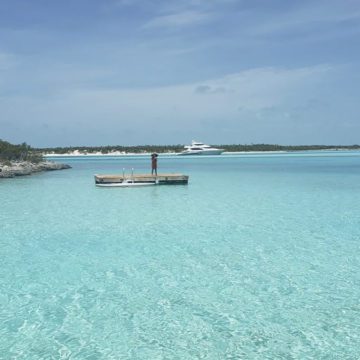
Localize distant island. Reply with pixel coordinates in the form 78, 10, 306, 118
0, 140, 71, 178
38, 143, 360, 156
2, 139, 360, 176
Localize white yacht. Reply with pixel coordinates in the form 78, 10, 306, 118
178, 141, 224, 155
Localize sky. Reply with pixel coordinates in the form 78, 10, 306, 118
0, 0, 360, 147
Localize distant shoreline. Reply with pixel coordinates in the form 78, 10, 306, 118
43, 148, 358, 157
43, 151, 285, 157
38, 143, 360, 158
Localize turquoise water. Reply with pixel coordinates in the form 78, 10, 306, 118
1, 151, 360, 359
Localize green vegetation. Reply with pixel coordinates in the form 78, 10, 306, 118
38, 144, 184, 154
0, 140, 43, 162
219, 144, 360, 152
37, 143, 360, 154
3, 140, 360, 157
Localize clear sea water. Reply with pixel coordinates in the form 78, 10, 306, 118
1, 151, 360, 359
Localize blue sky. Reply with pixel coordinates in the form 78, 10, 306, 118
0, 0, 360, 146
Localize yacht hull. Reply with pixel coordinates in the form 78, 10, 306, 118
178, 149, 224, 155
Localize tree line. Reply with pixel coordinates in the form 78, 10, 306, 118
0, 140, 43, 162
2, 140, 360, 158
37, 143, 360, 154
37, 144, 185, 154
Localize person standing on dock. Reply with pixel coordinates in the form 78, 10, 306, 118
151, 153, 158, 176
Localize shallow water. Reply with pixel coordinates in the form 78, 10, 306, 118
1, 151, 360, 359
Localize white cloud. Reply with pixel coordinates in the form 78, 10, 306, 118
143, 10, 212, 29
6, 63, 360, 146
1, 64, 338, 146
250, 0, 360, 36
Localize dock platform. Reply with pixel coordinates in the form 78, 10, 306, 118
95, 173, 189, 187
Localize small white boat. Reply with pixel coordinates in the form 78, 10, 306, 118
178, 141, 224, 155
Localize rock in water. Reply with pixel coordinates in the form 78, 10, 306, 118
0, 161, 71, 178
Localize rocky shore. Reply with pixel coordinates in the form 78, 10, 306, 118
0, 161, 71, 178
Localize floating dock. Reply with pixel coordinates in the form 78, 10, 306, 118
95, 173, 189, 187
